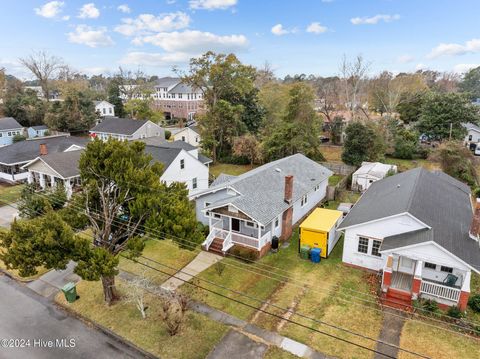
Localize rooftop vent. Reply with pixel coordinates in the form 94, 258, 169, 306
275, 168, 281, 173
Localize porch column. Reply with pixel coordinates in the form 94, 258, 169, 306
65, 179, 72, 199
382, 254, 393, 292
50, 175, 55, 188
39, 173, 46, 189
27, 172, 33, 184
459, 271, 471, 311
257, 225, 262, 250
208, 215, 212, 230
412, 260, 423, 300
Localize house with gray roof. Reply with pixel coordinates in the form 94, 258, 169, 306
337, 167, 480, 310
190, 154, 333, 257
0, 117, 24, 147
90, 117, 164, 141
0, 135, 87, 183
94, 100, 115, 117
462, 122, 480, 146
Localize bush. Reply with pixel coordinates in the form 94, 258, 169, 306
447, 306, 464, 319
468, 294, 480, 313
422, 299, 440, 314
229, 246, 257, 262
13, 134, 26, 143
218, 155, 251, 165
165, 130, 171, 140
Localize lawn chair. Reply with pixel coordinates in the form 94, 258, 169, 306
442, 273, 458, 287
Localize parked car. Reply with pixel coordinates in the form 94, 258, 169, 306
319, 136, 330, 143
474, 146, 480, 156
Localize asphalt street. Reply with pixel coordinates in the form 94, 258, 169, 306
0, 275, 147, 359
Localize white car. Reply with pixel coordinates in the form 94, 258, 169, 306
475, 145, 480, 156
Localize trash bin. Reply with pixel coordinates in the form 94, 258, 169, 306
300, 244, 310, 260
310, 248, 321, 263
62, 282, 77, 303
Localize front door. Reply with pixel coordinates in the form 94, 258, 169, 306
231, 218, 240, 232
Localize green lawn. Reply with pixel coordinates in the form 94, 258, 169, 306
0, 184, 25, 206
56, 280, 228, 359
384, 157, 440, 172
328, 174, 344, 186
209, 163, 255, 178
319, 145, 343, 162
264, 346, 300, 358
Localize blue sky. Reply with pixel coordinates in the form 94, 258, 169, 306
1, 0, 480, 79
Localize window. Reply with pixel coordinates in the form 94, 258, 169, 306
245, 221, 256, 228
109, 108, 112, 114
424, 262, 437, 270
358, 237, 369, 254
301, 194, 308, 207
213, 213, 221, 219
180, 159, 185, 169
102, 108, 106, 114
441, 266, 453, 273
204, 202, 211, 208
275, 217, 279, 228
469, 135, 473, 141
192, 177, 197, 189
182, 136, 186, 142
314, 184, 319, 191
371, 240, 381, 257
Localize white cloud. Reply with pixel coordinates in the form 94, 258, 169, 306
34, 1, 65, 19
397, 54, 414, 64
453, 63, 480, 74
189, 0, 237, 10
351, 14, 400, 25
115, 12, 190, 36
82, 66, 111, 75
78, 3, 100, 19
428, 38, 480, 58
67, 25, 114, 48
271, 24, 289, 36
138, 30, 248, 53
415, 63, 427, 71
306, 22, 328, 34
117, 4, 131, 14
120, 51, 191, 66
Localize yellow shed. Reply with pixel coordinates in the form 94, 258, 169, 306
299, 208, 343, 258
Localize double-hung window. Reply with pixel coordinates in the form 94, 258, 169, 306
358, 237, 369, 254
371, 240, 382, 257
192, 177, 197, 189
180, 159, 185, 169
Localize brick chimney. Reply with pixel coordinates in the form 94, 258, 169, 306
284, 175, 293, 204
39, 143, 48, 156
470, 198, 480, 240
281, 176, 294, 241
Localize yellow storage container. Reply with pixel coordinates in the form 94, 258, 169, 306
299, 208, 343, 258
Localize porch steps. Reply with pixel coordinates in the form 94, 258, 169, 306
382, 288, 413, 311
208, 238, 225, 256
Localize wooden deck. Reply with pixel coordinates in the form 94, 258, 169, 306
391, 272, 413, 292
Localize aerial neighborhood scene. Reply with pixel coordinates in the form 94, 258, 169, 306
1, 1, 480, 359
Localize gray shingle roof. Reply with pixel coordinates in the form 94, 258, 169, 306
30, 125, 48, 130
463, 122, 480, 132
0, 136, 87, 165
155, 77, 181, 88
0, 117, 23, 131
198, 153, 212, 165
199, 154, 333, 225
211, 173, 237, 186
91, 118, 148, 136
144, 145, 182, 169
169, 82, 199, 94
36, 149, 83, 178
338, 167, 480, 270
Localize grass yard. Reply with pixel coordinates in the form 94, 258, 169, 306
56, 280, 228, 359
118, 239, 198, 285
320, 145, 343, 162
328, 174, 344, 186
209, 163, 255, 178
384, 157, 440, 172
264, 346, 300, 359
398, 321, 480, 359
0, 183, 25, 206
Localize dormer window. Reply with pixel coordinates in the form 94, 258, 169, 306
180, 159, 185, 169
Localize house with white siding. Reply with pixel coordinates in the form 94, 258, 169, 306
338, 168, 480, 311
0, 117, 24, 147
90, 117, 164, 141
190, 154, 333, 258
170, 126, 201, 147
94, 101, 115, 117
351, 162, 397, 192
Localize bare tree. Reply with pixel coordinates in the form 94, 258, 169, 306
255, 61, 276, 88
315, 77, 341, 122
339, 55, 370, 120
124, 271, 153, 319
116, 67, 152, 100
19, 51, 63, 101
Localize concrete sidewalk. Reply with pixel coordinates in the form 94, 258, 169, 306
27, 261, 80, 299
374, 307, 407, 359
0, 203, 19, 228
160, 251, 222, 291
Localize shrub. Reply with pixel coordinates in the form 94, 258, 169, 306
468, 294, 480, 313
229, 246, 257, 262
214, 261, 226, 276
165, 130, 171, 140
422, 299, 440, 314
447, 306, 464, 319
13, 134, 26, 143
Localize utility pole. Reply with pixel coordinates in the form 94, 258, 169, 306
449, 123, 453, 141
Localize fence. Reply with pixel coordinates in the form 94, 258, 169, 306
320, 162, 356, 176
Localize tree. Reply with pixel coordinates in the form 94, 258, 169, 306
19, 51, 63, 101
124, 271, 153, 319
258, 82, 291, 134
124, 98, 162, 122
460, 66, 480, 99
44, 90, 97, 132
393, 128, 420, 160
233, 134, 261, 166
339, 55, 370, 120
262, 83, 324, 161
329, 116, 345, 145
2, 88, 46, 127
438, 142, 477, 186
107, 78, 126, 117
17, 184, 67, 219
342, 122, 384, 166
416, 92, 480, 141
77, 139, 202, 303
396, 91, 426, 124
315, 77, 341, 123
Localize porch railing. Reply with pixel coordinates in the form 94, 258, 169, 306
420, 280, 461, 302
231, 232, 260, 249
222, 232, 233, 252
203, 220, 223, 251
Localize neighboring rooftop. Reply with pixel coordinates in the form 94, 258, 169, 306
463, 122, 480, 132
0, 117, 23, 131
91, 117, 149, 135
353, 162, 396, 178
155, 77, 181, 89
30, 125, 48, 130
0, 135, 87, 165
338, 167, 480, 270
144, 146, 183, 169
31, 149, 83, 178
200, 154, 333, 225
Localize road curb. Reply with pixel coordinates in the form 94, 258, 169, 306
56, 301, 158, 359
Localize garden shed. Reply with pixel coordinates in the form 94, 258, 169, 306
299, 208, 343, 258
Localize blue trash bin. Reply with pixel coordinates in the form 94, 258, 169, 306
310, 248, 321, 263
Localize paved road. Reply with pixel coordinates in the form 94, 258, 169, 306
0, 275, 147, 359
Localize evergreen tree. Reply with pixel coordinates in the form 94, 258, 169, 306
107, 79, 126, 117
342, 122, 384, 166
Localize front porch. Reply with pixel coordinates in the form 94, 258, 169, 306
382, 254, 471, 310
27, 171, 82, 199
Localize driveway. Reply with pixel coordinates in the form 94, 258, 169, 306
0, 203, 18, 228
0, 275, 146, 359
207, 329, 268, 359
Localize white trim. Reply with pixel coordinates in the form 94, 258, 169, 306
202, 202, 264, 226
24, 157, 64, 179
338, 212, 431, 231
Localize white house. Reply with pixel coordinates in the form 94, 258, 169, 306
338, 168, 480, 311
169, 126, 201, 147
90, 117, 165, 141
94, 101, 115, 117
190, 154, 333, 258
463, 122, 480, 145
0, 117, 24, 147
351, 162, 397, 192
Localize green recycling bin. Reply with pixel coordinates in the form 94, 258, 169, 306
300, 244, 311, 260
62, 282, 77, 303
